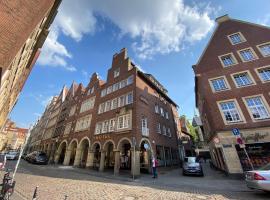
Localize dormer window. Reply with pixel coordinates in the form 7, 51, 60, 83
114, 68, 120, 78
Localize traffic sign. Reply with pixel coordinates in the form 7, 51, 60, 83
236, 137, 244, 145
232, 128, 240, 136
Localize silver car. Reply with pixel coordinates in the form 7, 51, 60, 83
245, 163, 270, 192
5, 151, 19, 160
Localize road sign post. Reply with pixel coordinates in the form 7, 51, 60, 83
231, 128, 254, 170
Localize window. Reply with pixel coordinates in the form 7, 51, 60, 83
157, 123, 161, 134
75, 115, 92, 132
163, 125, 166, 135
69, 106, 76, 116
167, 128, 171, 137
104, 101, 111, 112
111, 98, 118, 110
91, 87, 94, 94
219, 54, 237, 67
165, 112, 169, 119
98, 103, 105, 114
109, 118, 115, 132
244, 96, 270, 120
228, 32, 245, 45
257, 42, 270, 57
233, 72, 254, 87
118, 95, 125, 107
114, 68, 120, 78
64, 123, 72, 135
95, 122, 102, 134
80, 97, 95, 113
126, 92, 133, 104
120, 79, 127, 89
210, 77, 229, 92
113, 83, 119, 92
160, 107, 164, 117
101, 89, 106, 97
141, 117, 147, 129
238, 48, 257, 62
141, 116, 149, 136
127, 75, 134, 85
102, 120, 109, 133
257, 67, 270, 82
155, 104, 159, 114
117, 114, 131, 129
219, 101, 242, 123
107, 86, 112, 95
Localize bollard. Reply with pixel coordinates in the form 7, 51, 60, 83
64, 195, 68, 200
32, 186, 38, 200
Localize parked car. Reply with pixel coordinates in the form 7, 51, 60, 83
245, 163, 270, 192
5, 151, 19, 160
26, 151, 48, 165
182, 157, 204, 176
0, 153, 6, 170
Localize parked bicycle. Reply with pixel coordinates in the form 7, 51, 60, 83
0, 169, 16, 200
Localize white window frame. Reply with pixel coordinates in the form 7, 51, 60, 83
231, 70, 256, 88
217, 99, 245, 125
237, 47, 258, 62
243, 95, 270, 121
114, 68, 120, 78
126, 92, 133, 105
157, 123, 161, 134
165, 112, 169, 119
111, 98, 118, 110
117, 114, 131, 130
118, 95, 125, 107
255, 66, 270, 83
227, 32, 246, 45
218, 53, 238, 68
109, 118, 115, 132
256, 41, 270, 57
104, 101, 111, 112
162, 125, 166, 135
155, 104, 159, 114
107, 86, 112, 95
127, 75, 134, 85
102, 120, 109, 133
101, 89, 107, 97
209, 76, 230, 93
95, 122, 102, 134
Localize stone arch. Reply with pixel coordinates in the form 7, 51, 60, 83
55, 140, 68, 164
68, 139, 78, 150
91, 141, 102, 151
91, 141, 101, 169
103, 140, 116, 150
117, 137, 133, 150
77, 137, 91, 167
139, 138, 153, 173
103, 140, 116, 170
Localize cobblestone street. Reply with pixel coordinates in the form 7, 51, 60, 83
2, 160, 268, 200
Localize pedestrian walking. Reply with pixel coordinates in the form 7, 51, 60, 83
152, 156, 158, 178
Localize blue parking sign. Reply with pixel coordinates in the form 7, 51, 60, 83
232, 128, 240, 136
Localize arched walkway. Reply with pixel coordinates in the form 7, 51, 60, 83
139, 139, 152, 173
118, 139, 132, 171
77, 138, 90, 167
103, 140, 115, 170
64, 139, 78, 166
54, 141, 68, 164
92, 142, 101, 170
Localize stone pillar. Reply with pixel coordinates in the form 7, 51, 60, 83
49, 143, 56, 163
86, 151, 94, 168
99, 151, 105, 172
54, 151, 60, 163
163, 146, 167, 167
114, 151, 120, 175
63, 149, 72, 166
131, 150, 140, 177
74, 148, 82, 167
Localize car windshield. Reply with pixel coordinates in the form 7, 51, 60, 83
259, 163, 270, 170
8, 152, 18, 155
185, 157, 196, 163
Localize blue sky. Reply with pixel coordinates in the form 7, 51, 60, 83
10, 0, 270, 128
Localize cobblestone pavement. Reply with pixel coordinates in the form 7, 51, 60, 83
3, 160, 269, 200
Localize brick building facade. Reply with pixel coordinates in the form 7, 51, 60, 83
29, 49, 180, 176
193, 15, 270, 174
0, 0, 61, 130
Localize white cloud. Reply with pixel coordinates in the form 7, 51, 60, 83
89, 0, 215, 59
258, 14, 270, 26
39, 0, 216, 66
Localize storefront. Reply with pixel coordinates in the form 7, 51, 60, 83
209, 127, 270, 175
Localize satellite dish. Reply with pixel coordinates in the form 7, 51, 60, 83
144, 143, 149, 150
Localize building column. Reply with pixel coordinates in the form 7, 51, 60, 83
162, 146, 167, 167
63, 149, 72, 166
114, 150, 120, 175
54, 151, 60, 163
99, 151, 105, 172
131, 150, 140, 177
49, 143, 56, 163
74, 148, 82, 167
86, 150, 94, 168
